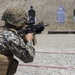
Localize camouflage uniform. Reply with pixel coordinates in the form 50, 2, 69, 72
0, 7, 35, 75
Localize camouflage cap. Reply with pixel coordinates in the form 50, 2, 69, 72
1, 7, 27, 27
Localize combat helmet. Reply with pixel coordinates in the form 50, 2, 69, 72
1, 7, 27, 27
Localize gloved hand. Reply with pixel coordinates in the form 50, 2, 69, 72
25, 33, 34, 41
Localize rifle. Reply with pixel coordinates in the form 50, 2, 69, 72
18, 21, 49, 34
17, 21, 49, 45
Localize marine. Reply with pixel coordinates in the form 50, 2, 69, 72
0, 7, 35, 75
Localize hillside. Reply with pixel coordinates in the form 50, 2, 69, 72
0, 0, 75, 33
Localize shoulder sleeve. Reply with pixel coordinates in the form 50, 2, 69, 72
3, 31, 35, 63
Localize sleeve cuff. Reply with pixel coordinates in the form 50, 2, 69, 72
26, 41, 33, 47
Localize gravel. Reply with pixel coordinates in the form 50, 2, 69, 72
15, 34, 75, 75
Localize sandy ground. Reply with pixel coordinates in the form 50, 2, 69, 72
14, 34, 75, 75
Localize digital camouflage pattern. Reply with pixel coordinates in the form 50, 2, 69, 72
1, 7, 27, 27
0, 7, 35, 75
0, 30, 35, 63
